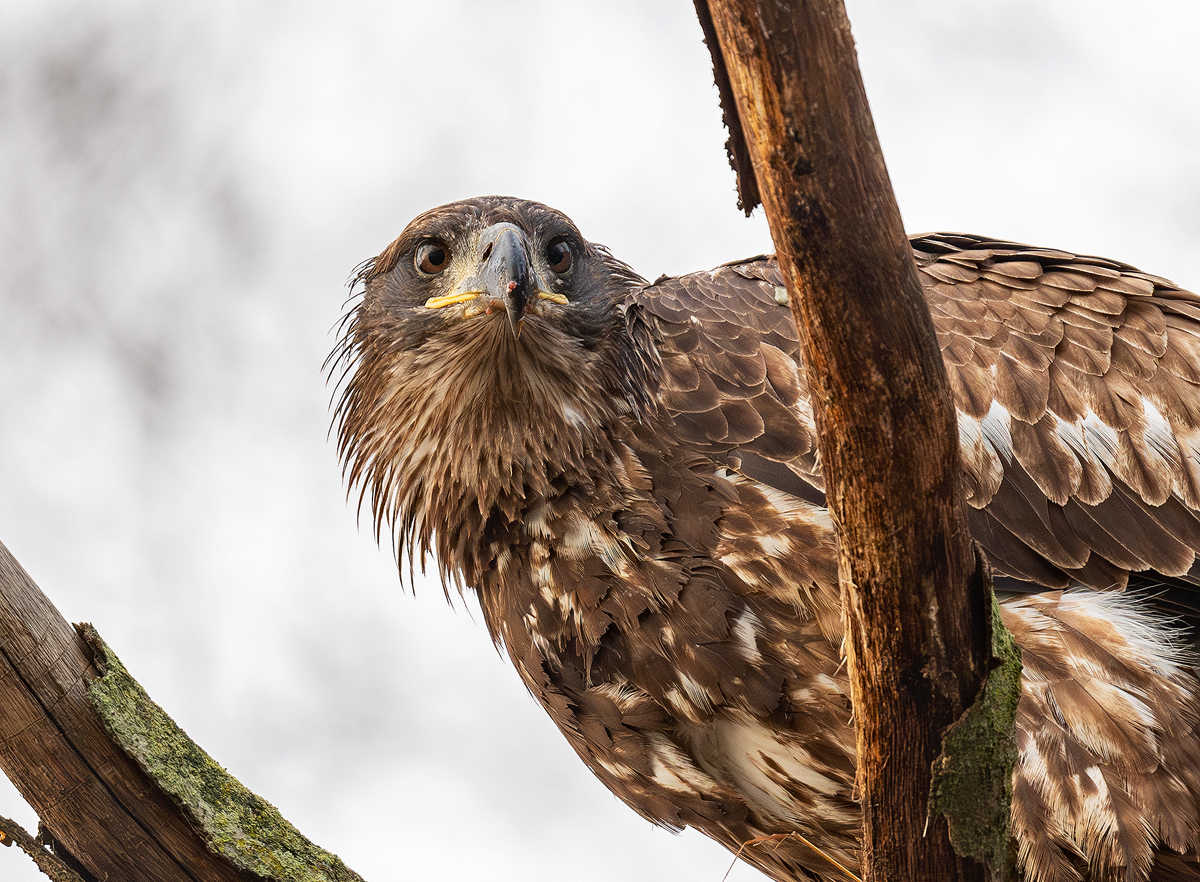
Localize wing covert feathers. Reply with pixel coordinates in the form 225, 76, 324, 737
635, 234, 1200, 591
625, 236, 1200, 880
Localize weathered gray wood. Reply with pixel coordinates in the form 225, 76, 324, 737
695, 2, 992, 881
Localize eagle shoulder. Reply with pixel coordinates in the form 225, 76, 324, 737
633, 237, 1200, 593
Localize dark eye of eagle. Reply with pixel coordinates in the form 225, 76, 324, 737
415, 240, 449, 275
545, 237, 572, 274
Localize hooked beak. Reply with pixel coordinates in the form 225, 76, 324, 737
421, 221, 568, 326
482, 226, 531, 337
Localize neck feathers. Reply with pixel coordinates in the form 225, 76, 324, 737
334, 306, 659, 586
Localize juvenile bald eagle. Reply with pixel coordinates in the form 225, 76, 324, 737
331, 196, 1200, 882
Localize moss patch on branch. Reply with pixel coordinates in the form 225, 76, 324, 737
929, 594, 1022, 882
81, 624, 365, 882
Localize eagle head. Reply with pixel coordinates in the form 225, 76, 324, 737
330, 196, 656, 583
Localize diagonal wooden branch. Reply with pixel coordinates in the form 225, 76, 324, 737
0, 540, 364, 882
694, 2, 992, 881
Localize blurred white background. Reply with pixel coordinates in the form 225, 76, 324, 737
0, 2, 1196, 880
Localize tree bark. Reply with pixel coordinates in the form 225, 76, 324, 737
694, 2, 992, 881
0, 540, 363, 882
0, 541, 244, 881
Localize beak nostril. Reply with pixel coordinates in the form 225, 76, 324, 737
479, 224, 530, 337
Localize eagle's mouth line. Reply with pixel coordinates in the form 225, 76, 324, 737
423, 290, 568, 309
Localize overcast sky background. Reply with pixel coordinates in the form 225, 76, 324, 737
0, 2, 1197, 881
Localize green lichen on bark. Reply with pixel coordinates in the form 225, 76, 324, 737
930, 594, 1022, 882
80, 624, 365, 882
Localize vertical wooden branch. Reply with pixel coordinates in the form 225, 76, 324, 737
695, 2, 991, 881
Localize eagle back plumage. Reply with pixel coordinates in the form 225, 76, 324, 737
333, 197, 1200, 882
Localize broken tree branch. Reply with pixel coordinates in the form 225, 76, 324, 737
0, 540, 364, 882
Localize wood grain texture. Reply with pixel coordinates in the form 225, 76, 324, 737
0, 540, 260, 882
698, 2, 993, 880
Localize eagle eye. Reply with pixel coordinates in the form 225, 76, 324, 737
545, 238, 573, 274
416, 241, 450, 275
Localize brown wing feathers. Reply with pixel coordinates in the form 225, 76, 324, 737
638, 234, 1200, 595
624, 237, 1200, 880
